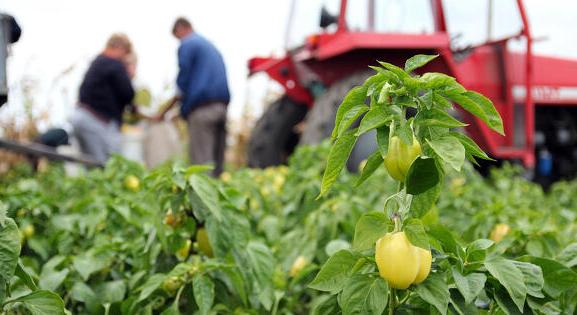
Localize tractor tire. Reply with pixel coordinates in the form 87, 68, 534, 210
300, 71, 374, 170
247, 96, 308, 168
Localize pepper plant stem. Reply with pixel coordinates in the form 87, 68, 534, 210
389, 288, 397, 315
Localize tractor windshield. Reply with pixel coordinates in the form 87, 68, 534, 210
285, 0, 341, 49
444, 0, 523, 50
346, 0, 434, 34
285, 0, 435, 49
286, 0, 523, 50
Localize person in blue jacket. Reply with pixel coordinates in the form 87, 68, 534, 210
158, 17, 230, 176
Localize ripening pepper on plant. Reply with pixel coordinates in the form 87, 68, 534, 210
196, 228, 213, 257
124, 175, 140, 191
375, 231, 432, 289
383, 136, 422, 182
490, 223, 511, 242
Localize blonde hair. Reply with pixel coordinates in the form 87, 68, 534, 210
106, 33, 132, 53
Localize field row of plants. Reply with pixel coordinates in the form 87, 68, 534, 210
1, 55, 576, 314
1, 148, 577, 314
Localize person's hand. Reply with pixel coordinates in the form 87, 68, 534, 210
135, 111, 163, 122
150, 113, 165, 122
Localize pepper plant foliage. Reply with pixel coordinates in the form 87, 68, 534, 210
0, 207, 66, 314
312, 55, 552, 314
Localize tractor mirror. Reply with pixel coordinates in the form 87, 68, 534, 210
319, 6, 338, 29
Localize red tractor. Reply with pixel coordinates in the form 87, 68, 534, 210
247, 0, 577, 182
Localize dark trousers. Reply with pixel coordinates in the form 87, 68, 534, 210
186, 102, 227, 176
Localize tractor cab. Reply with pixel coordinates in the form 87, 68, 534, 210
286, 0, 436, 50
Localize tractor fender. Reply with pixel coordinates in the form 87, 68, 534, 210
248, 56, 313, 106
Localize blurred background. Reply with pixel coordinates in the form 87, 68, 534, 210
1, 0, 577, 172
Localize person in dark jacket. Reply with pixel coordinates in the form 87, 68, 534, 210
70, 33, 135, 164
157, 17, 230, 176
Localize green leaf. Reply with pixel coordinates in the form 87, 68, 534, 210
246, 241, 275, 310
73, 252, 109, 281
0, 277, 6, 305
112, 204, 131, 221
433, 92, 453, 109
449, 131, 492, 161
427, 225, 463, 257
449, 289, 479, 315
0, 202, 7, 226
443, 90, 504, 135
193, 274, 215, 315
319, 130, 358, 198
368, 67, 402, 86
183, 165, 214, 177
0, 218, 21, 282
484, 256, 527, 312
15, 262, 38, 291
557, 243, 577, 268
356, 106, 393, 136
405, 54, 438, 73
312, 294, 341, 315
167, 263, 195, 279
376, 126, 390, 158
561, 289, 577, 314
336, 104, 369, 138
355, 151, 384, 187
421, 72, 464, 91
493, 286, 526, 315
467, 239, 494, 251
221, 267, 248, 306
518, 256, 577, 299
39, 268, 69, 292
137, 273, 166, 302
465, 91, 504, 134
326, 240, 351, 256
190, 175, 223, 221
419, 90, 434, 109
352, 212, 389, 251
160, 303, 181, 315
527, 298, 561, 315
95, 280, 126, 304
427, 136, 466, 171
410, 182, 441, 218
377, 82, 392, 104
332, 86, 368, 140
513, 261, 544, 299
406, 157, 440, 195
415, 108, 468, 129
451, 268, 486, 305
309, 250, 361, 293
340, 274, 388, 315
378, 61, 410, 80
404, 219, 429, 250
70, 282, 97, 304
415, 273, 450, 314
396, 121, 413, 145
364, 73, 386, 96
3, 290, 66, 315
465, 239, 494, 264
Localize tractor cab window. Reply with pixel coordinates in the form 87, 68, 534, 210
443, 0, 523, 50
286, 0, 340, 49
347, 0, 435, 33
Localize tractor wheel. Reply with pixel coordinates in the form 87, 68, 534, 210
247, 96, 308, 168
300, 71, 373, 170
